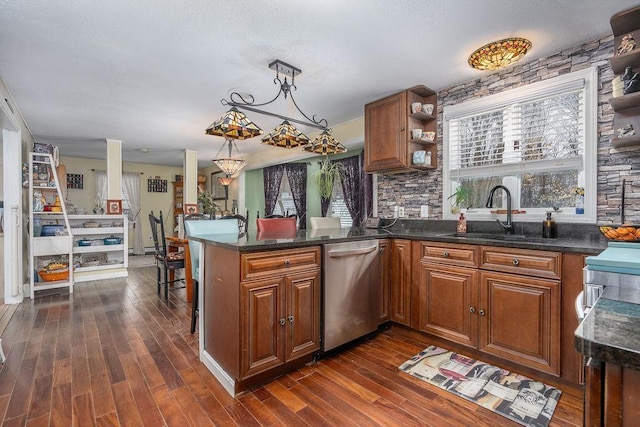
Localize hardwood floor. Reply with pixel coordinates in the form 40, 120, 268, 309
0, 265, 583, 426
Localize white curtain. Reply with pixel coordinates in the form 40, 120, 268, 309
122, 172, 144, 255
94, 170, 107, 211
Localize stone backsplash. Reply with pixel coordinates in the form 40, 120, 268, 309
377, 34, 640, 224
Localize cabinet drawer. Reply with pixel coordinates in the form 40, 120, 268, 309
241, 247, 320, 280
418, 242, 479, 268
481, 246, 561, 279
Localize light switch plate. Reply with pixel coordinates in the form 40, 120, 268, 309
420, 205, 429, 218
398, 206, 405, 218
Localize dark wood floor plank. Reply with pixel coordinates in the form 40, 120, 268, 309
72, 392, 95, 427
0, 265, 582, 427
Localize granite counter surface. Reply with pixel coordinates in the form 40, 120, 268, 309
575, 287, 640, 370
189, 224, 607, 254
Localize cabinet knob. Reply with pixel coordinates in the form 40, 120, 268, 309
279, 318, 286, 326
512, 258, 520, 266
288, 315, 294, 323
379, 247, 385, 253
479, 309, 486, 316
469, 307, 475, 313
443, 251, 449, 258
284, 259, 291, 266
400, 127, 405, 131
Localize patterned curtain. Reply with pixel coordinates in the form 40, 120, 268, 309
263, 164, 285, 216
285, 163, 308, 229
337, 155, 364, 226
361, 151, 373, 220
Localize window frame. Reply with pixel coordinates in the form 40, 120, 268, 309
442, 67, 598, 224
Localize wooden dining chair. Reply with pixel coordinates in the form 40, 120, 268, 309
184, 218, 239, 334
220, 209, 249, 233
149, 210, 185, 301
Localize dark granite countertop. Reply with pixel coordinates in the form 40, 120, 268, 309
575, 287, 640, 370
190, 220, 607, 255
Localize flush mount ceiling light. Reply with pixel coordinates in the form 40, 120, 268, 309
208, 59, 346, 154
468, 38, 532, 71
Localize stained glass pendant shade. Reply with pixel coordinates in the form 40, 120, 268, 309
468, 38, 532, 71
205, 107, 263, 139
303, 130, 347, 155
212, 139, 247, 176
261, 120, 310, 148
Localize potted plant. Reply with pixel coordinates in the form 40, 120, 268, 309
448, 184, 473, 214
313, 158, 343, 201
197, 190, 219, 216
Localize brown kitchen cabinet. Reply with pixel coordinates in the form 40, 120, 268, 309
172, 176, 207, 229
364, 85, 437, 173
241, 269, 320, 379
390, 239, 412, 325
411, 241, 562, 377
204, 244, 320, 393
608, 5, 640, 148
378, 239, 391, 323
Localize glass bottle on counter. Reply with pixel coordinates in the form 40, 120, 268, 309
457, 213, 467, 233
542, 212, 557, 238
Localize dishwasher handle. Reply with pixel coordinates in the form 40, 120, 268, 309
327, 245, 378, 258
575, 291, 585, 321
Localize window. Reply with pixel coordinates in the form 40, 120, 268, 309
328, 182, 353, 227
271, 175, 297, 217
443, 67, 597, 223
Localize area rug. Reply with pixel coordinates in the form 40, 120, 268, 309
399, 346, 561, 427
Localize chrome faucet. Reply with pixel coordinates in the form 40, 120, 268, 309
485, 185, 514, 234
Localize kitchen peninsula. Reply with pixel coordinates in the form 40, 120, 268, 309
191, 222, 607, 396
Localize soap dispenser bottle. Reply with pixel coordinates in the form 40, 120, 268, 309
542, 212, 557, 238
457, 213, 467, 233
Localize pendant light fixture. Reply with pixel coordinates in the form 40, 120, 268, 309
468, 38, 532, 71
208, 60, 346, 155
303, 129, 347, 155
211, 138, 247, 176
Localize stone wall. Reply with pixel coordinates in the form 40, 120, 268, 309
377, 34, 640, 224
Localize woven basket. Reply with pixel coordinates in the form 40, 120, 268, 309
83, 221, 101, 228
39, 268, 70, 282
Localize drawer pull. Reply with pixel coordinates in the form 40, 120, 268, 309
443, 251, 449, 258
479, 309, 486, 316
469, 307, 475, 313
512, 258, 520, 266
288, 315, 294, 323
284, 259, 291, 266
279, 318, 286, 326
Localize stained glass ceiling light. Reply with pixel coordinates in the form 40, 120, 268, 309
303, 130, 347, 155
211, 139, 247, 176
468, 38, 532, 71
209, 59, 346, 153
217, 176, 234, 186
261, 120, 310, 148
205, 107, 263, 139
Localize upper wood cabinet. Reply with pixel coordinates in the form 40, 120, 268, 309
364, 85, 437, 173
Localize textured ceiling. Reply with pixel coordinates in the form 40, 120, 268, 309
0, 0, 637, 168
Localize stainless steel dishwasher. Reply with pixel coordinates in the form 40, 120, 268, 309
322, 240, 381, 351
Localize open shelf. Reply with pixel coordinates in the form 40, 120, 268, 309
610, 49, 640, 74
612, 134, 640, 148
609, 91, 640, 112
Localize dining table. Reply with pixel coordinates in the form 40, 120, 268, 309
165, 235, 193, 303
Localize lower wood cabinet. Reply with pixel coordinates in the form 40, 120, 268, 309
479, 271, 560, 376
379, 239, 391, 324
241, 269, 320, 379
412, 241, 562, 378
390, 239, 412, 325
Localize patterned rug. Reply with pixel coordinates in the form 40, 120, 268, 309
399, 346, 561, 427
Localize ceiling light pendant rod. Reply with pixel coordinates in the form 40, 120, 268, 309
220, 59, 329, 131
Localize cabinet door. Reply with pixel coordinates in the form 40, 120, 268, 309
364, 91, 407, 172
479, 271, 560, 376
241, 277, 286, 378
379, 239, 391, 323
390, 239, 412, 325
285, 270, 321, 362
417, 262, 478, 349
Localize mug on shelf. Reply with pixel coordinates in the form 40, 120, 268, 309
412, 129, 423, 139
422, 103, 434, 115
413, 150, 427, 165
411, 102, 422, 113
421, 131, 436, 142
